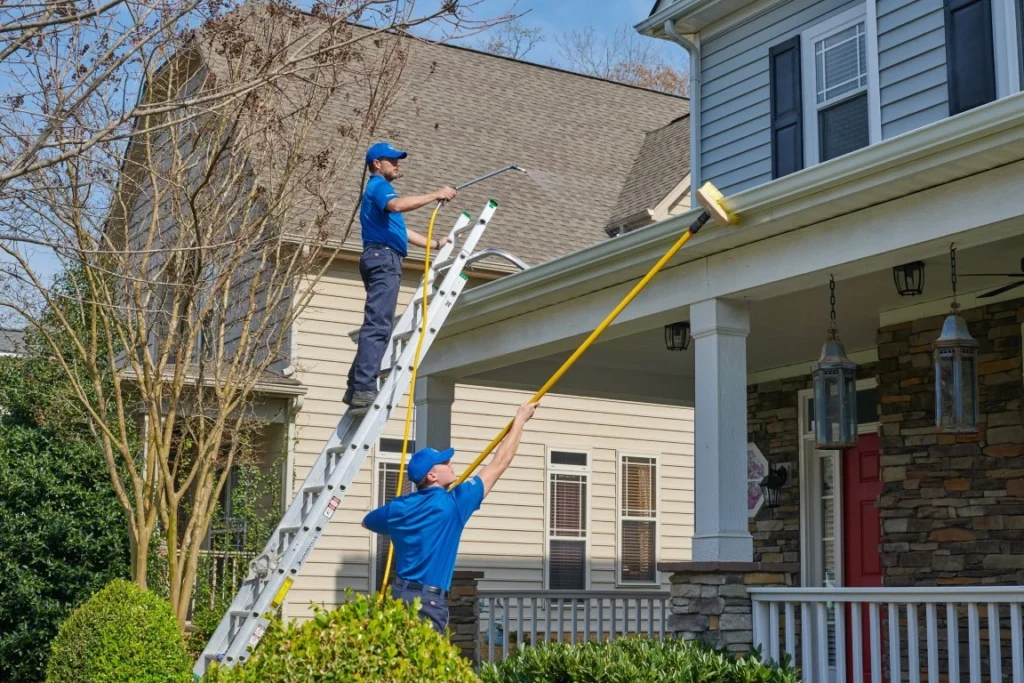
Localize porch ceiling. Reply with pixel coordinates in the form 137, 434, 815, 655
459, 231, 1024, 406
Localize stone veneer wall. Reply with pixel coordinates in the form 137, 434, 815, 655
876, 299, 1024, 585
449, 571, 483, 665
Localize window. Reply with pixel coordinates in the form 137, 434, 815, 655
373, 437, 415, 591
800, 6, 880, 166
547, 450, 589, 590
619, 455, 658, 584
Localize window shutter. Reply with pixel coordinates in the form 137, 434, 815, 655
944, 0, 997, 115
769, 36, 804, 179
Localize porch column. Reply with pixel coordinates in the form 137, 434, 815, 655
414, 375, 455, 450
690, 298, 753, 562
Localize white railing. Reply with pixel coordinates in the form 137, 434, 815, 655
751, 586, 1024, 683
477, 590, 670, 663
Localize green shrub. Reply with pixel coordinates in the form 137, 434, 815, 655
0, 355, 130, 681
45, 579, 191, 683
204, 590, 478, 682
480, 637, 801, 683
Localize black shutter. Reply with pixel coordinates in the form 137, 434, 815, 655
944, 0, 997, 115
769, 36, 804, 179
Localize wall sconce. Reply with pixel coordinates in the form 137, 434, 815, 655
759, 464, 788, 510
664, 321, 691, 351
893, 261, 925, 296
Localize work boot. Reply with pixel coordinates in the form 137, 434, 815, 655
342, 386, 354, 405
349, 390, 377, 413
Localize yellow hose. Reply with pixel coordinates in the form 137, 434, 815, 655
454, 223, 702, 486
380, 201, 442, 591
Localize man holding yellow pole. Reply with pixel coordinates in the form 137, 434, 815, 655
362, 400, 538, 632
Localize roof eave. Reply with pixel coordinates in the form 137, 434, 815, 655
444, 92, 1024, 329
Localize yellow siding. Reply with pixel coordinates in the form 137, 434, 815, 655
285, 260, 694, 618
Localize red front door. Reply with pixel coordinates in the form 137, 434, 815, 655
842, 433, 883, 683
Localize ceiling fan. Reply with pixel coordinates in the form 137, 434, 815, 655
959, 257, 1024, 298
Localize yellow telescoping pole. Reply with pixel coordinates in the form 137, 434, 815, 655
453, 183, 734, 486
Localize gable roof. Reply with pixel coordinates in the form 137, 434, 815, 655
605, 114, 691, 232
193, 12, 689, 270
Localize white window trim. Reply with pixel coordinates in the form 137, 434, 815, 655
544, 447, 592, 591
800, 3, 882, 169
798, 378, 879, 590
994, 0, 1023, 97
615, 453, 662, 588
368, 438, 413, 592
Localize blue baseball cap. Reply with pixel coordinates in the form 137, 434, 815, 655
407, 446, 455, 484
366, 141, 408, 165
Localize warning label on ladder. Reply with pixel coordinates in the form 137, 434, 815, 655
323, 496, 341, 519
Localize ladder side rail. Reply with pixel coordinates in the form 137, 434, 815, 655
197, 203, 497, 676
219, 270, 472, 667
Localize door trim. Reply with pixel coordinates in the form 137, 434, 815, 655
798, 378, 879, 589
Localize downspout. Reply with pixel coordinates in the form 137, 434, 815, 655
664, 20, 701, 200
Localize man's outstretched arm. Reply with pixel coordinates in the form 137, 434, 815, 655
386, 186, 456, 214
477, 401, 538, 497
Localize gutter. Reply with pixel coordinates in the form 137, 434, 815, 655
442, 91, 1024, 323
663, 21, 701, 200
635, 0, 719, 35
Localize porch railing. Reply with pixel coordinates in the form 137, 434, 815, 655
477, 590, 670, 663
751, 586, 1024, 683
187, 549, 249, 619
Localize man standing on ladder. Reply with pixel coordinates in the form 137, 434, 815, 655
362, 400, 538, 633
345, 142, 458, 412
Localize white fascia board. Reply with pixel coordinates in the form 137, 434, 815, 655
423, 155, 1024, 378
439, 93, 1024, 339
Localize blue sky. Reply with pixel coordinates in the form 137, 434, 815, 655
418, 0, 685, 68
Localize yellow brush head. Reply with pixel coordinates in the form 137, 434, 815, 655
695, 182, 736, 225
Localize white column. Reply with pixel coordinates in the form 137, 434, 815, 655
414, 375, 455, 450
689, 298, 753, 562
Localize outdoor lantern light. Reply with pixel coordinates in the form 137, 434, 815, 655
811, 276, 859, 450
934, 245, 979, 433
759, 464, 788, 510
893, 261, 925, 296
664, 321, 691, 351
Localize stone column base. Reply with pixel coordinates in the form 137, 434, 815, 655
659, 562, 798, 655
448, 571, 484, 665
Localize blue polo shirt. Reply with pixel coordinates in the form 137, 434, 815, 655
363, 476, 485, 590
360, 174, 408, 256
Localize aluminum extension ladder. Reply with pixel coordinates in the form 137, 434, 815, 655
193, 201, 502, 678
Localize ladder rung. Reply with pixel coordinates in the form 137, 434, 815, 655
303, 484, 324, 495
432, 257, 455, 272
231, 609, 254, 619
279, 525, 301, 535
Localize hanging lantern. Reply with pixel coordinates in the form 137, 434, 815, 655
934, 245, 979, 433
811, 276, 859, 450
664, 321, 691, 351
893, 261, 925, 296
759, 464, 788, 510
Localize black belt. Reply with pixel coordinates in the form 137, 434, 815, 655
393, 577, 447, 598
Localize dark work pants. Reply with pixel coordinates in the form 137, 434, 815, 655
347, 245, 402, 392
392, 582, 450, 634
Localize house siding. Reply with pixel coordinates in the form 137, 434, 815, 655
284, 260, 695, 618
700, 0, 861, 195
877, 0, 949, 138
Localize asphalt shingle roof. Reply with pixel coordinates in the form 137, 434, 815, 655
195, 12, 689, 269
606, 114, 691, 229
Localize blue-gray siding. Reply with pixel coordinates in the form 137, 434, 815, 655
699, 0, 953, 195
878, 0, 948, 138
700, 0, 862, 195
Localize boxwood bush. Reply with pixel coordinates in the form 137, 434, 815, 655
45, 579, 191, 683
204, 590, 478, 682
480, 637, 801, 683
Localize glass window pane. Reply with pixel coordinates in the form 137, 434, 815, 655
815, 22, 867, 103
961, 354, 977, 425
551, 451, 587, 467
819, 92, 869, 162
549, 540, 586, 589
621, 520, 656, 583
622, 457, 656, 517
821, 453, 835, 496
937, 353, 955, 429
